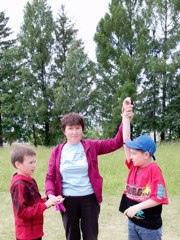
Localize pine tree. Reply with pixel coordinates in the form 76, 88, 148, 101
94, 0, 150, 137
18, 0, 54, 146
53, 5, 78, 80
0, 11, 15, 146
144, 0, 180, 140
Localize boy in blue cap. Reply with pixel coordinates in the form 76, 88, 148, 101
119, 98, 169, 240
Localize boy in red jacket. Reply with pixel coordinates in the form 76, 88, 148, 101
10, 146, 58, 240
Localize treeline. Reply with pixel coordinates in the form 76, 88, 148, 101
0, 0, 180, 147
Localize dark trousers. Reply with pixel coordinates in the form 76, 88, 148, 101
61, 193, 100, 240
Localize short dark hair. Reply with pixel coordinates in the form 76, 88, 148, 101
61, 112, 84, 132
11, 146, 36, 168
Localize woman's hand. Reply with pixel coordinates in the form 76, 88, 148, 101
48, 194, 64, 204
56, 195, 65, 204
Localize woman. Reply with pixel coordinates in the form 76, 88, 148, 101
45, 98, 133, 240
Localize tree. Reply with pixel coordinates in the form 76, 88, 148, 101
94, 0, 151, 137
48, 5, 98, 143
0, 11, 15, 146
165, 54, 180, 140
94, 0, 180, 140
144, 0, 180, 140
53, 39, 98, 142
18, 0, 55, 146
53, 5, 78, 81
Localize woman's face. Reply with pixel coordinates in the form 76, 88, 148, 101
63, 125, 83, 144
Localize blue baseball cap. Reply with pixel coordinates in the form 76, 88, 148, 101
124, 135, 156, 160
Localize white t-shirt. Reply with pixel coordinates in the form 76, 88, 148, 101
60, 142, 94, 196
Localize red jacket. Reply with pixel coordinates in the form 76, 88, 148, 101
10, 173, 47, 240
45, 123, 123, 203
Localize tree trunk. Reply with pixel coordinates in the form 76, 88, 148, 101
45, 121, 50, 146
0, 111, 3, 147
32, 124, 37, 147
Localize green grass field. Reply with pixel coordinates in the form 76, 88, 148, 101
0, 142, 180, 239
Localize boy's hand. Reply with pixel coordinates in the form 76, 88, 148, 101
45, 197, 58, 208
124, 205, 140, 218
45, 194, 65, 208
122, 97, 133, 120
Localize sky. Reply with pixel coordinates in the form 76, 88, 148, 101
1, 0, 111, 61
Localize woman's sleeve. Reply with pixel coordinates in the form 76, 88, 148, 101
45, 149, 56, 196
92, 123, 123, 155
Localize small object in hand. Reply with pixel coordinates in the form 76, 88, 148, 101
56, 203, 66, 212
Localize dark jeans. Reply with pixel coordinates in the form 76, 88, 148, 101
61, 193, 100, 240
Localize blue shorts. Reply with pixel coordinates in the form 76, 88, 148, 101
128, 219, 162, 240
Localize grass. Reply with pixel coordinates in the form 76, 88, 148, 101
0, 142, 180, 239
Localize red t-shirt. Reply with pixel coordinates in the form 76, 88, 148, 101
125, 161, 168, 204
119, 160, 169, 229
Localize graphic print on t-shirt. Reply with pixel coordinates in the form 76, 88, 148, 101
126, 184, 151, 201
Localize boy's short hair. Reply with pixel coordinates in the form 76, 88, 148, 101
61, 112, 84, 132
11, 146, 36, 168
124, 135, 156, 160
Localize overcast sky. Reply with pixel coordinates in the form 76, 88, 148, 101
1, 0, 111, 61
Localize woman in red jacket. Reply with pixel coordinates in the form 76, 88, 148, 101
45, 97, 133, 240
